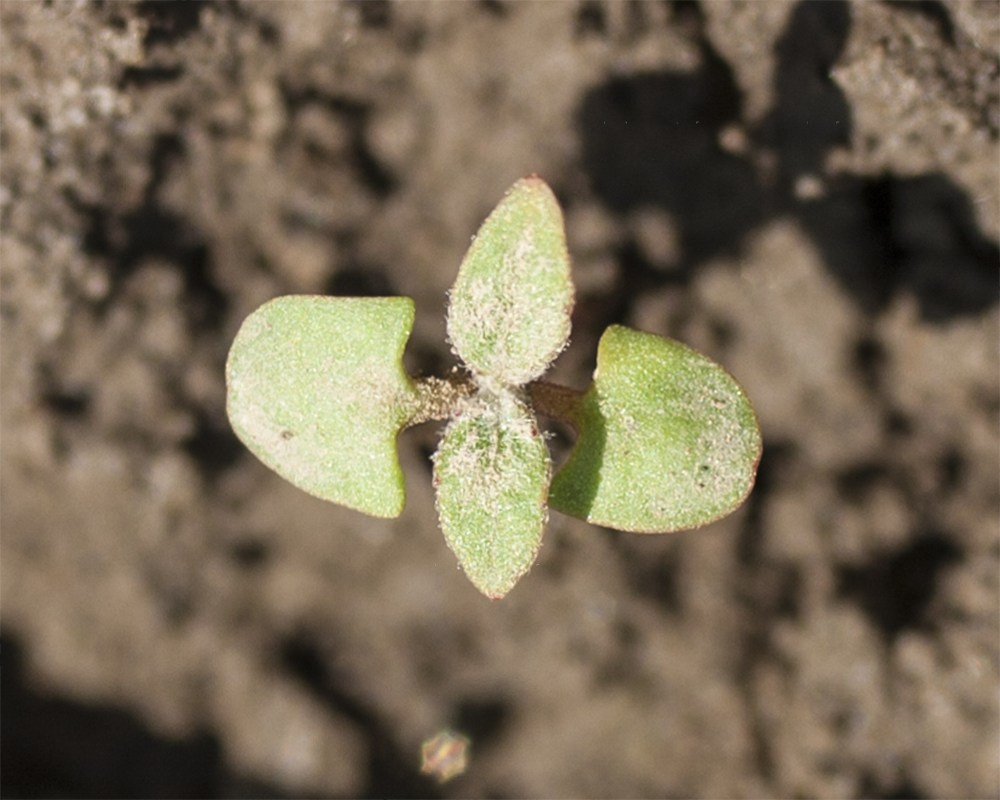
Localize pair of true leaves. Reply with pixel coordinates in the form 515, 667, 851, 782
227, 177, 761, 598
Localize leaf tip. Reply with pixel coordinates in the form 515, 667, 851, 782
515, 173, 547, 188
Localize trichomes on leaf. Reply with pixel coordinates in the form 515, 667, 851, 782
226, 176, 761, 599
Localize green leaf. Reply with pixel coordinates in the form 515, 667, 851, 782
447, 176, 573, 388
433, 390, 550, 598
548, 325, 761, 532
226, 295, 418, 518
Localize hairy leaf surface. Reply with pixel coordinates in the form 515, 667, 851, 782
447, 176, 573, 387
433, 393, 549, 598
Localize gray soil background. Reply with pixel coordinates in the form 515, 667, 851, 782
2, 1, 998, 798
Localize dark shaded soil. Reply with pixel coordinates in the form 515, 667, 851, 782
2, 2, 997, 797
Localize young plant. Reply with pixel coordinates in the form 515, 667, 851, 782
226, 177, 761, 599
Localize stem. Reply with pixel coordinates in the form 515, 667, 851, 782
405, 373, 477, 428
527, 380, 586, 431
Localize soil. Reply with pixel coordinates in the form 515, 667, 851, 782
2, 2, 998, 798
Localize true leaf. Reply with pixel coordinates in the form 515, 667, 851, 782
433, 391, 550, 598
226, 295, 418, 517
447, 176, 573, 388
549, 325, 761, 532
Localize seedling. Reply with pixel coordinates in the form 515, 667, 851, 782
226, 177, 761, 598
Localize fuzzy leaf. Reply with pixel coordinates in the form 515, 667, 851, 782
433, 392, 550, 598
447, 176, 573, 387
549, 326, 761, 532
226, 296, 418, 517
